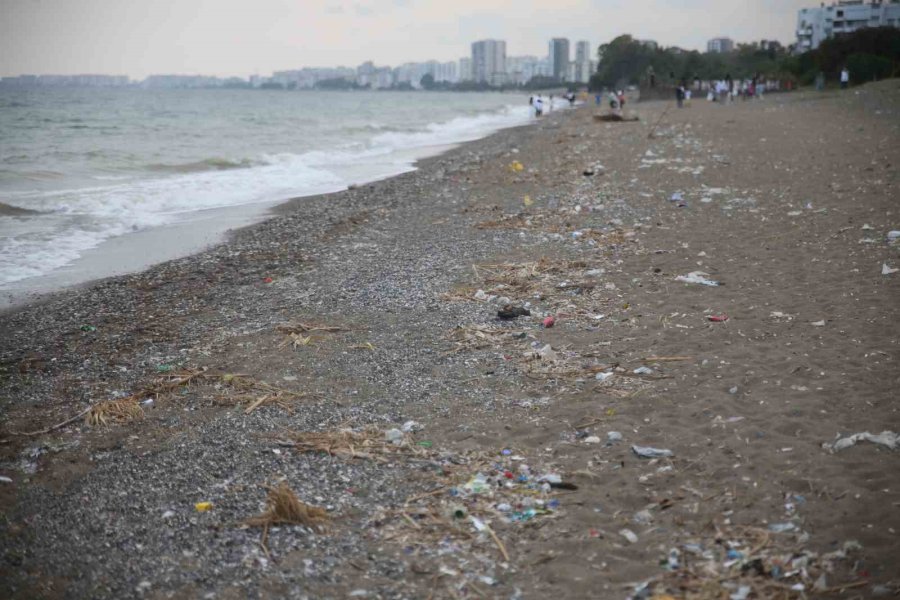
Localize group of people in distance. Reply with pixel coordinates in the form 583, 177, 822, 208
529, 91, 578, 117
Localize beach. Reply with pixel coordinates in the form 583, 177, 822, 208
1, 82, 899, 599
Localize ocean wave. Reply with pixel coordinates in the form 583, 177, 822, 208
145, 157, 260, 174
0, 201, 41, 216
0, 100, 534, 285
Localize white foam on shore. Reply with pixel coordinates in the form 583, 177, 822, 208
0, 103, 533, 286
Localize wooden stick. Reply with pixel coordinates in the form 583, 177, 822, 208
641, 356, 693, 362
819, 580, 870, 594
8, 407, 92, 437
485, 524, 510, 562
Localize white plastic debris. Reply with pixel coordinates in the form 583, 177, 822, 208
822, 431, 899, 453
595, 371, 614, 382
887, 230, 900, 241
401, 420, 422, 433
730, 585, 752, 600
607, 431, 623, 442
619, 528, 639, 543
633, 366, 654, 375
0, 476, 13, 484
768, 522, 798, 533
882, 263, 898, 275
811, 320, 826, 327
583, 436, 602, 444
537, 344, 558, 362
385, 429, 404, 445
675, 271, 720, 286
632, 445, 674, 458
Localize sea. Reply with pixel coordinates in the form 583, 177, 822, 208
0, 88, 539, 293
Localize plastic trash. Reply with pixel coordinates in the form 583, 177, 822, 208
537, 344, 558, 362
822, 430, 899, 453
730, 586, 751, 600
595, 371, 614, 382
707, 314, 729, 322
768, 522, 798, 533
0, 476, 12, 484
385, 428, 404, 445
633, 366, 654, 375
80, 324, 97, 332
675, 271, 720, 286
882, 263, 898, 275
401, 420, 422, 433
811, 320, 826, 327
887, 230, 900, 241
584, 436, 601, 444
542, 316, 556, 328
510, 161, 524, 173
669, 192, 683, 202
619, 528, 639, 543
194, 502, 213, 512
607, 431, 623, 442
632, 445, 674, 458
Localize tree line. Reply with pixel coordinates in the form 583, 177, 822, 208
588, 28, 900, 91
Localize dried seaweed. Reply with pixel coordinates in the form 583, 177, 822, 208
244, 482, 330, 556
84, 398, 144, 427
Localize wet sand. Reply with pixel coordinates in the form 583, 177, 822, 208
1, 82, 899, 599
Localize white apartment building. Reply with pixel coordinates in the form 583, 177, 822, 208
471, 39, 507, 85
506, 55, 551, 85
707, 37, 735, 53
573, 41, 594, 84
796, 0, 900, 52
458, 58, 473, 82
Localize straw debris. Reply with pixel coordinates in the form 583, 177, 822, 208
84, 398, 144, 427
281, 427, 430, 462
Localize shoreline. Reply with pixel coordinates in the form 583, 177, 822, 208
0, 111, 541, 312
1, 84, 898, 599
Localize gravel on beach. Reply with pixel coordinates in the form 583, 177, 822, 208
2, 82, 899, 599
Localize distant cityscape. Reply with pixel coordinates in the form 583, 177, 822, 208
2, 1, 899, 91
0, 36, 599, 91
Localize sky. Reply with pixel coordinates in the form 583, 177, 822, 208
1, 0, 814, 79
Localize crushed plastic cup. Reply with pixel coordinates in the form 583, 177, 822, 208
194, 502, 213, 512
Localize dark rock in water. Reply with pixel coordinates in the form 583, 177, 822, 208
497, 305, 531, 320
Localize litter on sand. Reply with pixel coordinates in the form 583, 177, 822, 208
675, 271, 720, 287
882, 263, 898, 275
822, 430, 899, 453
632, 445, 674, 458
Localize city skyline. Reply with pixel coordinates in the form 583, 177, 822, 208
1, 0, 815, 79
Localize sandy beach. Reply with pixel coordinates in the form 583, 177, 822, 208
1, 82, 899, 599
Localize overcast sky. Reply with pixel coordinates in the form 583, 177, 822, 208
1, 0, 812, 78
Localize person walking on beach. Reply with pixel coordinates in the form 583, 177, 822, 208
533, 95, 544, 117
676, 84, 685, 108
840, 67, 850, 89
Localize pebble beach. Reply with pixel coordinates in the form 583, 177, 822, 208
1, 82, 899, 599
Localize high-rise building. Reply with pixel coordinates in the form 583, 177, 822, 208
471, 39, 507, 85
573, 41, 593, 83
706, 37, 735, 53
796, 1, 900, 52
459, 57, 473, 82
506, 55, 551, 85
549, 38, 570, 80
